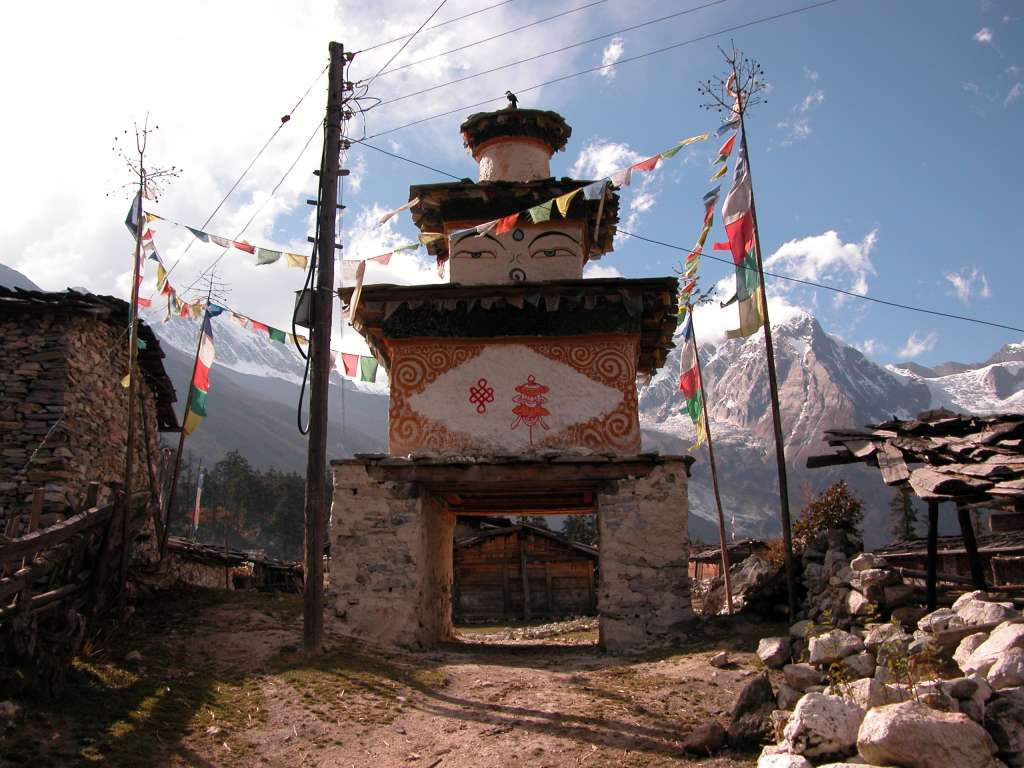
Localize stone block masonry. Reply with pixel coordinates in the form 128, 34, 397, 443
329, 462, 456, 648
598, 460, 693, 652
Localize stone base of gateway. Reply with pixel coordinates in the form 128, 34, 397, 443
328, 454, 693, 653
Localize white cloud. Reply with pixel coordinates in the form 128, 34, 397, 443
570, 139, 661, 238
583, 263, 622, 279
944, 267, 991, 303
974, 27, 994, 44
898, 331, 938, 359
855, 338, 885, 357
1006, 82, 1023, 106
804, 67, 820, 82
777, 85, 825, 147
764, 229, 877, 306
597, 37, 624, 79
798, 89, 825, 113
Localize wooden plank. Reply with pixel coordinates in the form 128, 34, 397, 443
847, 440, 878, 458
877, 442, 911, 485
519, 530, 531, 621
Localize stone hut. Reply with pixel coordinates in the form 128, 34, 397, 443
0, 287, 178, 535
332, 106, 693, 652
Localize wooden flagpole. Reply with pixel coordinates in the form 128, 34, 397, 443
688, 305, 734, 614
731, 61, 798, 619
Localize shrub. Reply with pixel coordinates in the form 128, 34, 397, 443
792, 480, 864, 554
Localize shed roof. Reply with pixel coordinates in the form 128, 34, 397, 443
0, 287, 179, 430
455, 523, 598, 559
338, 276, 679, 376
807, 408, 1024, 510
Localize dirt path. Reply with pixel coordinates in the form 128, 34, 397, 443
1, 589, 780, 767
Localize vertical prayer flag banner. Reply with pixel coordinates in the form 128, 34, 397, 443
722, 145, 765, 339
359, 356, 378, 382
183, 314, 215, 436
677, 314, 706, 450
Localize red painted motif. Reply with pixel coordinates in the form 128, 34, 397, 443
511, 374, 550, 445
468, 377, 495, 414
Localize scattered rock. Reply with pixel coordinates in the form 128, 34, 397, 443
770, 709, 791, 741
777, 683, 803, 710
790, 620, 814, 639
955, 632, 990, 671
946, 676, 980, 700
882, 584, 916, 609
857, 700, 998, 768
917, 607, 964, 634
728, 672, 778, 749
958, 599, 1018, 627
855, 568, 898, 590
809, 629, 864, 665
890, 605, 928, 629
908, 635, 938, 656
988, 648, 1024, 690
784, 663, 825, 691
757, 754, 813, 768
841, 651, 876, 680
851, 553, 885, 572
985, 688, 1024, 768
758, 637, 793, 669
709, 651, 730, 668
863, 623, 910, 653
846, 590, 873, 617
679, 721, 726, 756
783, 692, 863, 759
963, 622, 1024, 677
826, 678, 888, 710
953, 591, 990, 612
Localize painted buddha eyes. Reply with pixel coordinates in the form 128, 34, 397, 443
533, 247, 575, 259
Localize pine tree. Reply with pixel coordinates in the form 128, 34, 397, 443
889, 484, 918, 542
560, 514, 598, 545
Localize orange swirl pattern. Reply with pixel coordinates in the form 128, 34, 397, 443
388, 335, 640, 456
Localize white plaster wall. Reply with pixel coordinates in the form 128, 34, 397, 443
406, 344, 623, 452
476, 139, 552, 182
450, 221, 584, 285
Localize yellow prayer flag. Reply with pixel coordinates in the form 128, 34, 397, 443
726, 287, 766, 340
692, 415, 708, 451
285, 253, 308, 269
680, 132, 709, 147
190, 303, 203, 320
121, 373, 131, 388
156, 264, 167, 290
418, 233, 443, 245
710, 164, 729, 181
554, 188, 582, 218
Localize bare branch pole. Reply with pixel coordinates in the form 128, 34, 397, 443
699, 46, 797, 619
688, 305, 733, 614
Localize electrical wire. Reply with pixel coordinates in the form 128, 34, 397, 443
360, 0, 450, 93
364, 0, 840, 139
358, 0, 519, 53
340, 138, 1024, 336
365, 0, 610, 81
615, 228, 1024, 335
352, 139, 464, 180
371, 0, 731, 107
156, 64, 329, 291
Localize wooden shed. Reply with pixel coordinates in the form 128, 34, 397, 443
453, 524, 597, 623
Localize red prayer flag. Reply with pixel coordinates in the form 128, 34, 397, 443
161, 282, 174, 296
678, 367, 700, 400
233, 240, 255, 254
724, 210, 755, 267
370, 252, 393, 265
712, 242, 731, 251
341, 353, 359, 377
137, 297, 152, 308
495, 213, 519, 235
717, 133, 736, 159
630, 155, 660, 173
179, 302, 190, 318
250, 321, 269, 333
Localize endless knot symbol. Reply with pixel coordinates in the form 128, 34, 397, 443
468, 378, 495, 414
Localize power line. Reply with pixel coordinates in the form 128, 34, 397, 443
338, 140, 1024, 335
373, 0, 731, 107
353, 139, 464, 180
365, 0, 839, 139
358, 0, 519, 53
367, 0, 610, 81
360, 0, 450, 93
156, 64, 329, 291
616, 228, 1024, 335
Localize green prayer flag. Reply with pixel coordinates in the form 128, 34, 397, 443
528, 200, 553, 224
256, 248, 282, 265
269, 328, 286, 344
189, 385, 208, 418
685, 393, 702, 423
136, 338, 147, 350
660, 143, 684, 159
359, 356, 378, 382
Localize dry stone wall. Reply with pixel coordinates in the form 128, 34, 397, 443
598, 460, 693, 652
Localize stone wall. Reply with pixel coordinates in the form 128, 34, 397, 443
598, 460, 693, 652
0, 313, 162, 544
329, 462, 456, 648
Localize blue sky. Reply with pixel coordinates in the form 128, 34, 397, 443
3, 0, 1022, 365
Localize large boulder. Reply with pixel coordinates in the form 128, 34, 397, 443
917, 607, 964, 633
851, 553, 886, 572
758, 637, 793, 669
988, 648, 1024, 690
825, 677, 889, 710
702, 555, 783, 616
954, 590, 989, 612
728, 672, 777, 748
783, 692, 863, 759
955, 632, 990, 671
856, 700, 998, 768
985, 688, 1024, 768
957, 598, 1018, 627
840, 651, 876, 680
784, 663, 825, 691
963, 621, 1024, 677
809, 629, 864, 665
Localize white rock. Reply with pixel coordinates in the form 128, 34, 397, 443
847, 590, 873, 617
958, 599, 1018, 627
809, 630, 864, 665
917, 607, 963, 633
851, 553, 884, 572
790, 620, 815, 639
855, 569, 896, 589
988, 648, 1024, 690
955, 632, 990, 671
759, 637, 793, 669
783, 692, 864, 758
709, 651, 730, 668
826, 678, 888, 710
857, 700, 998, 768
964, 622, 1024, 677
863, 622, 910, 653
757, 754, 812, 768
841, 652, 876, 680
784, 663, 824, 691
954, 590, 990, 612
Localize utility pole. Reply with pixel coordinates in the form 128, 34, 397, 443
689, 306, 733, 614
730, 56, 797, 620
303, 41, 348, 655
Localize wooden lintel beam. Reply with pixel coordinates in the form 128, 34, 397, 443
364, 461, 660, 488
